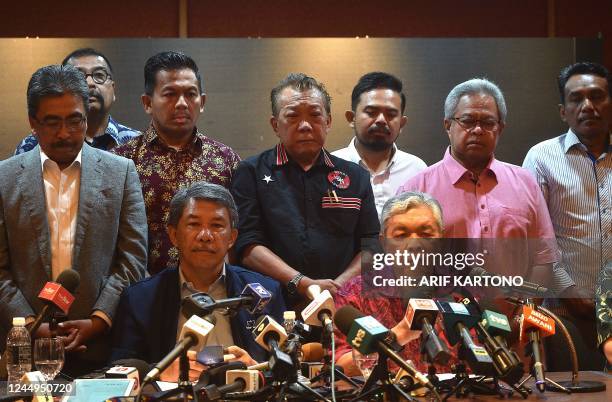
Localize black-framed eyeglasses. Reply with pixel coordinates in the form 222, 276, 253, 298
34, 115, 86, 133
450, 116, 500, 132
80, 69, 112, 84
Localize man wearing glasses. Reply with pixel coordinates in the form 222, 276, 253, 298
0, 64, 147, 376
397, 78, 557, 288
14, 48, 140, 154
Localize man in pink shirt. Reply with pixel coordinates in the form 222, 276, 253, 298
397, 78, 557, 285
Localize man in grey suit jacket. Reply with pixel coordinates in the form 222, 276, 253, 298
0, 64, 147, 374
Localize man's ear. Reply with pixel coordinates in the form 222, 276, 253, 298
270, 115, 279, 136
142, 94, 153, 115
167, 225, 178, 247
228, 228, 238, 249
400, 115, 408, 129
28, 117, 38, 138
558, 103, 567, 122
443, 119, 452, 136
345, 110, 355, 127
199, 93, 206, 112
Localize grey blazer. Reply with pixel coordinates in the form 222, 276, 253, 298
0, 144, 147, 361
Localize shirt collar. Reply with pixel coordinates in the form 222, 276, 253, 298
39, 146, 83, 172
179, 263, 227, 293
144, 124, 203, 153
275, 142, 335, 168
442, 146, 497, 184
563, 128, 612, 154
347, 137, 397, 172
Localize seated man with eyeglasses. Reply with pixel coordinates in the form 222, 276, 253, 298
0, 64, 147, 376
14, 48, 140, 155
397, 78, 557, 290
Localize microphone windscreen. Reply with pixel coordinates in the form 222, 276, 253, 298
335, 305, 364, 336
55, 269, 80, 292
301, 342, 324, 362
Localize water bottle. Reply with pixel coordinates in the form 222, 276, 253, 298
6, 317, 32, 383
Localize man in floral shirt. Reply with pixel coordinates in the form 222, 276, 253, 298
113, 51, 240, 274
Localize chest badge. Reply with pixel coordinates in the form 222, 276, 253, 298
328, 170, 350, 189
262, 175, 274, 184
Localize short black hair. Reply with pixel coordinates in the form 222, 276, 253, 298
351, 72, 406, 113
270, 72, 331, 117
61, 48, 113, 74
558, 62, 611, 104
144, 51, 203, 96
27, 64, 89, 118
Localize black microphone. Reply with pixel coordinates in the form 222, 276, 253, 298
469, 266, 548, 296
251, 315, 295, 380
143, 314, 216, 384
30, 269, 80, 336
335, 305, 437, 394
181, 283, 272, 318
436, 301, 495, 376
404, 298, 452, 365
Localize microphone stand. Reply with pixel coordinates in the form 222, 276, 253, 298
508, 297, 605, 393
310, 326, 360, 390
348, 352, 418, 402
148, 350, 198, 402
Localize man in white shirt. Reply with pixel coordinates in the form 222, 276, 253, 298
333, 72, 427, 216
0, 64, 147, 375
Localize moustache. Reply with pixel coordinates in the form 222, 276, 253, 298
368, 125, 391, 135
52, 140, 76, 148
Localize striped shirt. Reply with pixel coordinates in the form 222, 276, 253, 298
523, 129, 611, 296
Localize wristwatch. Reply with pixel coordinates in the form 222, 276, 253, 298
287, 273, 305, 295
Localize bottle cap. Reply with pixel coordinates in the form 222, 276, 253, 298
12, 317, 26, 326
283, 311, 296, 320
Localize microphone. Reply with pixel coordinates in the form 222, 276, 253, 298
519, 302, 555, 392
469, 266, 549, 296
335, 305, 435, 393
301, 285, 334, 335
181, 283, 272, 317
105, 359, 150, 395
198, 369, 260, 400
475, 310, 524, 384
251, 315, 294, 378
143, 314, 216, 384
404, 299, 452, 365
436, 301, 494, 376
30, 269, 80, 336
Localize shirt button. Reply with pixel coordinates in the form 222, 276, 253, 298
480, 204, 485, 209
484, 226, 489, 232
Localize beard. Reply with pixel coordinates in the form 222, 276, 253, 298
355, 128, 394, 152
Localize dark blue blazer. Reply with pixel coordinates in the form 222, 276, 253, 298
110, 265, 286, 363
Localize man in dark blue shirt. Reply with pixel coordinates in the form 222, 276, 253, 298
230, 73, 380, 304
111, 182, 286, 380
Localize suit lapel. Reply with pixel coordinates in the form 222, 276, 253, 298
72, 145, 102, 270
18, 147, 52, 279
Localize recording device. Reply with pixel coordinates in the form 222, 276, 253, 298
143, 314, 216, 383
405, 298, 452, 365
301, 285, 334, 335
436, 301, 494, 376
196, 345, 225, 366
181, 283, 272, 317
469, 266, 549, 296
197, 369, 260, 401
335, 305, 435, 392
30, 269, 80, 336
252, 315, 294, 378
106, 359, 148, 395
475, 310, 524, 384
519, 302, 555, 392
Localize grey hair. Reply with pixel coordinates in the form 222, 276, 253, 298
380, 191, 444, 234
443, 78, 507, 123
27, 64, 89, 118
168, 182, 238, 229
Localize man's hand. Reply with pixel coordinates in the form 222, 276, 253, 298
31, 322, 79, 349
57, 317, 109, 353
225, 345, 257, 367
604, 338, 612, 365
159, 350, 206, 383
298, 277, 341, 297
559, 286, 595, 317
390, 307, 420, 346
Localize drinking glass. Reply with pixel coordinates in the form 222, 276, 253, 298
34, 337, 64, 380
351, 349, 378, 380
